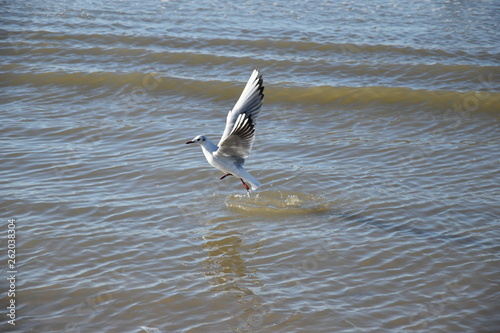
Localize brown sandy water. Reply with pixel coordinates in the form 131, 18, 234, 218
1, 0, 499, 332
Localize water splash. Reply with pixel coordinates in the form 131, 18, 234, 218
225, 190, 330, 216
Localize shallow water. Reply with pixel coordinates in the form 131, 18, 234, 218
1, 0, 500, 332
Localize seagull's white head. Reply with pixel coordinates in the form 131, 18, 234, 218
186, 135, 207, 145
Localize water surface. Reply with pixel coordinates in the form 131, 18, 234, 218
1, 0, 499, 332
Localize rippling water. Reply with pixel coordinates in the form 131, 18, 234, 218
1, 0, 500, 332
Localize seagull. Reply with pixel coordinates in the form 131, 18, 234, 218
186, 69, 264, 191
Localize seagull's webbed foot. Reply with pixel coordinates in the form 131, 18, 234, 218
240, 178, 250, 191
220, 173, 233, 180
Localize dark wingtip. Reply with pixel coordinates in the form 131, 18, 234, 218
254, 68, 264, 97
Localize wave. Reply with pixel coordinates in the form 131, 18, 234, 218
268, 85, 500, 114
4, 68, 499, 115
10, 29, 496, 65
5, 27, 498, 106
4, 29, 498, 115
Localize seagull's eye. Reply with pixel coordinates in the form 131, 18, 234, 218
196, 138, 200, 141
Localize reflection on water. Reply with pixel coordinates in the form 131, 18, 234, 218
202, 222, 260, 296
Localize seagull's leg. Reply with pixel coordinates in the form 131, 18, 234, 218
240, 178, 250, 191
220, 173, 233, 180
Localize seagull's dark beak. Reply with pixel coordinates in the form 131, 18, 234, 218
186, 140, 194, 144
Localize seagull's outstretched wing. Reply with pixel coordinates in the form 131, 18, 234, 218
215, 69, 264, 161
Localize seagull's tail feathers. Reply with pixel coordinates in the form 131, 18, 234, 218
246, 177, 261, 191
238, 167, 261, 191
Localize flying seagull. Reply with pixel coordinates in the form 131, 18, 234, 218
186, 69, 264, 191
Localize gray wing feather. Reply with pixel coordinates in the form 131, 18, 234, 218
216, 113, 255, 163
218, 69, 264, 146
216, 69, 264, 162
